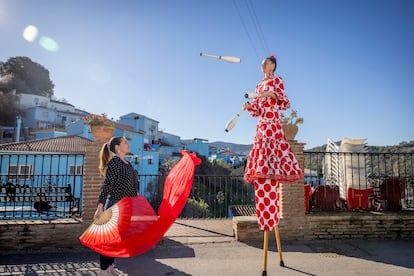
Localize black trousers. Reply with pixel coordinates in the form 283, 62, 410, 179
99, 197, 117, 270
100, 254, 115, 270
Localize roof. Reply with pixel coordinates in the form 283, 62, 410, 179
0, 136, 93, 153
50, 99, 75, 107
114, 122, 134, 132
219, 150, 236, 155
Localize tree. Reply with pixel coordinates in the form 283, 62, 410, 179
0, 56, 54, 97
195, 154, 231, 175
0, 73, 25, 126
0, 92, 24, 126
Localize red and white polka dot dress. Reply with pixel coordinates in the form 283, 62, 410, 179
244, 75, 303, 231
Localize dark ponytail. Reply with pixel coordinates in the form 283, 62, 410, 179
98, 136, 123, 176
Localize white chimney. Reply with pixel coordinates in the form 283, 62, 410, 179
16, 117, 22, 142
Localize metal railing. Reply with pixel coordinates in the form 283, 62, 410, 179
304, 151, 414, 211
0, 153, 84, 220
2, 151, 411, 220
139, 174, 254, 219
141, 151, 413, 217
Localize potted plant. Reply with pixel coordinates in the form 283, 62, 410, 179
83, 113, 115, 142
280, 109, 303, 140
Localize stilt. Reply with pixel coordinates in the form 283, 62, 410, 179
262, 230, 269, 276
274, 225, 285, 267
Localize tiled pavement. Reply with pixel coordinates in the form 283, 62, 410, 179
1, 219, 414, 276
0, 219, 234, 276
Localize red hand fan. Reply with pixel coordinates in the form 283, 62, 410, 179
79, 196, 157, 246
80, 150, 201, 257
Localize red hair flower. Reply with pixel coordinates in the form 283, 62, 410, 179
269, 55, 275, 60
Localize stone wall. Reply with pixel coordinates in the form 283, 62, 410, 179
233, 212, 414, 242
232, 140, 414, 242
0, 219, 84, 252
304, 211, 414, 239
82, 142, 105, 224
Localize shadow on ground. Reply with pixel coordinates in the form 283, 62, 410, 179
0, 239, 194, 276
243, 238, 414, 270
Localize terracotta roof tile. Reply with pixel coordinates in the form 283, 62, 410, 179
0, 136, 93, 153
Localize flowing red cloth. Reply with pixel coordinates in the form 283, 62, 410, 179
80, 150, 201, 257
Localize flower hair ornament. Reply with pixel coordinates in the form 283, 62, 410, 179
268, 55, 276, 60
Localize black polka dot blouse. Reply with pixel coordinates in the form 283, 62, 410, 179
98, 156, 139, 205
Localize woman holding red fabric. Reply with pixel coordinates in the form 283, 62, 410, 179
243, 55, 303, 231
94, 136, 139, 276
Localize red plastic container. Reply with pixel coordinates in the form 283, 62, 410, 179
347, 188, 373, 210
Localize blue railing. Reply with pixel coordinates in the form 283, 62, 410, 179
0, 153, 83, 220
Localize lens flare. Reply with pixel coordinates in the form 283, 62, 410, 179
39, 36, 59, 52
22, 25, 39, 42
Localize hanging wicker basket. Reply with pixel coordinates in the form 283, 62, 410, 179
282, 124, 298, 140
90, 125, 115, 143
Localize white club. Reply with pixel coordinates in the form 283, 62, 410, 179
244, 92, 259, 99
225, 108, 244, 132
200, 53, 241, 63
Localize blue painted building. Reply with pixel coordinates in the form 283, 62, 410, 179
65, 117, 160, 194
184, 138, 209, 157
119, 112, 159, 145
158, 131, 183, 163
18, 94, 86, 130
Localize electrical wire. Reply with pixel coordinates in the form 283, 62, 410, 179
233, 0, 261, 62
246, 0, 270, 55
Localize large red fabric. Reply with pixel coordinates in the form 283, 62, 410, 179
80, 150, 201, 257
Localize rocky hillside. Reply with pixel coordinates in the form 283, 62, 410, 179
209, 141, 251, 153
210, 140, 414, 153
186, 140, 414, 154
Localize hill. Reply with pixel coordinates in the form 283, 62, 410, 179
209, 141, 251, 153
184, 139, 414, 154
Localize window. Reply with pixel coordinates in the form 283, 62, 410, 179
43, 111, 49, 118
70, 165, 83, 175
8, 164, 33, 180
148, 158, 153, 165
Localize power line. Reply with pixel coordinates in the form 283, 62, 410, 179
233, 0, 261, 62
246, 0, 270, 56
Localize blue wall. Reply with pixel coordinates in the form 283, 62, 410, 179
185, 139, 209, 157
35, 131, 67, 139
0, 153, 84, 208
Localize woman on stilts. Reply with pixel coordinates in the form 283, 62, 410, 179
243, 55, 303, 275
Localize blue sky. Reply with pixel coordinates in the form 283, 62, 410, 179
1, 0, 413, 149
